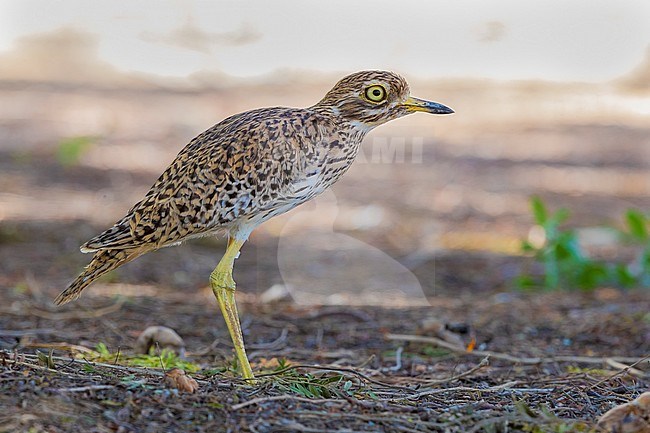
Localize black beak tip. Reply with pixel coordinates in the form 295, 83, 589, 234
436, 104, 454, 115
427, 101, 454, 115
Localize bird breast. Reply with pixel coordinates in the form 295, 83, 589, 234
236, 116, 366, 228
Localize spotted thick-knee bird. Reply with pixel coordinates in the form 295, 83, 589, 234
55, 70, 453, 379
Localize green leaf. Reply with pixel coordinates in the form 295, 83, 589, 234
626, 209, 648, 240
574, 262, 608, 290
614, 264, 637, 288
514, 399, 539, 418
514, 275, 539, 290
551, 208, 570, 225
36, 349, 56, 369
521, 240, 536, 253
531, 196, 548, 225
556, 232, 582, 261
95, 342, 110, 356
56, 136, 94, 167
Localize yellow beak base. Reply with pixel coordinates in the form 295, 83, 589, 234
403, 96, 454, 114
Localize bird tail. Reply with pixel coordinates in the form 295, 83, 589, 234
54, 249, 142, 305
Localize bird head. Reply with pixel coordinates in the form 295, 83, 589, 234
315, 70, 453, 129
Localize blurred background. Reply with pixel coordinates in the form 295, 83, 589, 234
1, 0, 650, 305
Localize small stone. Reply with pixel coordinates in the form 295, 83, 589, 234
598, 392, 650, 433
259, 284, 292, 304
418, 318, 465, 347
134, 326, 185, 357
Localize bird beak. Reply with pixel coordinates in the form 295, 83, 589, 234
402, 96, 454, 115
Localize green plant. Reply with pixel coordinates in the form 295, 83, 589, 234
266, 363, 377, 400
131, 349, 200, 373
86, 343, 200, 373
119, 374, 149, 390
95, 342, 111, 357
513, 399, 595, 433
517, 197, 650, 290
36, 349, 56, 369
620, 209, 650, 286
56, 136, 94, 167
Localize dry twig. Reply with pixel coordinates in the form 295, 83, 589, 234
386, 333, 647, 365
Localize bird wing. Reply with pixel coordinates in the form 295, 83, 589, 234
81, 107, 311, 252
81, 159, 202, 252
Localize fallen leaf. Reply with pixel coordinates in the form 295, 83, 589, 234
164, 368, 199, 393
466, 337, 476, 353
254, 357, 287, 369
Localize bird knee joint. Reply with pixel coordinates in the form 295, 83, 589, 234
210, 271, 236, 292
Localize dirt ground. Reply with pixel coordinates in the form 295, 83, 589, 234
0, 77, 649, 432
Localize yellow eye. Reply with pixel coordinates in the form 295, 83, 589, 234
364, 85, 387, 103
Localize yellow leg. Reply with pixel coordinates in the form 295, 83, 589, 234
210, 237, 254, 380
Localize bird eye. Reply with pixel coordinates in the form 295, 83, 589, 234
364, 85, 387, 103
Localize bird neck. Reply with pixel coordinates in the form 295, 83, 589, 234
309, 103, 375, 136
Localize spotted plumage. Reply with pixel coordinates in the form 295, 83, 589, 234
55, 70, 453, 379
